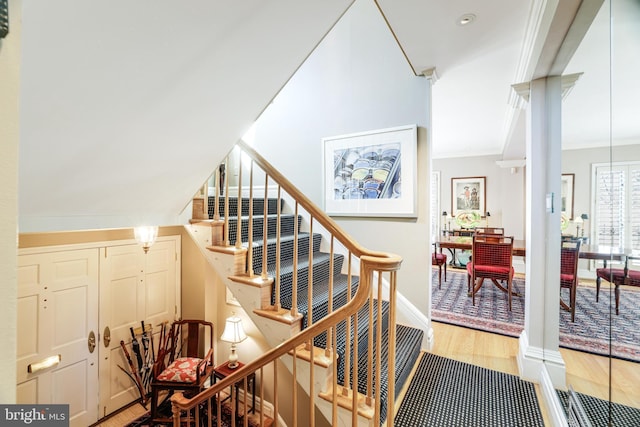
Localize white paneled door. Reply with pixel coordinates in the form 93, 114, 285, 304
98, 238, 179, 417
16, 249, 100, 427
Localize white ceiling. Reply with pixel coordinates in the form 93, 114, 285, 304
377, 0, 532, 159
17, 0, 637, 231
376, 0, 639, 159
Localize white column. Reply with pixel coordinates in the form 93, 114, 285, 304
422, 68, 436, 350
517, 76, 565, 388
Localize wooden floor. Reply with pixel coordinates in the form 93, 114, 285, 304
430, 321, 640, 425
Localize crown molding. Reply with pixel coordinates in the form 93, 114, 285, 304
421, 67, 439, 84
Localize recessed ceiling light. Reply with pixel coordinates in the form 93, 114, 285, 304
457, 13, 476, 26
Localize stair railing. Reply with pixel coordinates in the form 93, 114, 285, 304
174, 140, 401, 426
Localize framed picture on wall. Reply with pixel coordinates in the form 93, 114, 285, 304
323, 124, 417, 217
561, 173, 575, 220
451, 176, 486, 220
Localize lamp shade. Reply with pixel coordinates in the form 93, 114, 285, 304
442, 211, 447, 216
221, 316, 247, 344
134, 226, 158, 253
581, 213, 589, 220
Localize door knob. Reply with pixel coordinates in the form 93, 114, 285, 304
103, 326, 111, 347
88, 331, 96, 353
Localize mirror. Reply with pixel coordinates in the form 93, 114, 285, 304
562, 0, 640, 422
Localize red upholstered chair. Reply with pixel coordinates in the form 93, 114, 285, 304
150, 319, 215, 424
432, 252, 447, 289
559, 239, 581, 322
595, 256, 640, 315
474, 227, 505, 236
466, 235, 515, 310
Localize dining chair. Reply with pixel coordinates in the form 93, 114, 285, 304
466, 235, 515, 310
559, 239, 581, 322
474, 227, 505, 236
595, 255, 640, 315
432, 251, 447, 289
150, 319, 215, 424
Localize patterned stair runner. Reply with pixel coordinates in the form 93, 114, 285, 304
210, 197, 424, 424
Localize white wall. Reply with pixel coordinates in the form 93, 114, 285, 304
432, 143, 640, 247
251, 0, 431, 315
434, 155, 526, 240
18, 0, 353, 232
0, 0, 20, 403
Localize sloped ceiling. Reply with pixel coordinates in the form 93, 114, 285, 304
18, 0, 353, 231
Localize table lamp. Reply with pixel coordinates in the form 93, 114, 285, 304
221, 315, 247, 369
574, 216, 583, 238
580, 213, 589, 238
442, 211, 448, 232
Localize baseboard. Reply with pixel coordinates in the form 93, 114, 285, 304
540, 365, 570, 427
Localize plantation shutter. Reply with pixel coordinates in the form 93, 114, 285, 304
630, 166, 640, 250
593, 162, 640, 251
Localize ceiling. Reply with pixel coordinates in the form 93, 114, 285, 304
376, 0, 639, 159
16, 0, 637, 232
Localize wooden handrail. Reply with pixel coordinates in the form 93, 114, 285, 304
236, 140, 390, 260
170, 254, 401, 410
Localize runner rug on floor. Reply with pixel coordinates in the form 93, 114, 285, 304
556, 389, 640, 427
431, 269, 640, 362
394, 352, 544, 427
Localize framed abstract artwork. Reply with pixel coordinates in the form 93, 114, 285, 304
323, 124, 417, 217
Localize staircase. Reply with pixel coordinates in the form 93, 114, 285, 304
174, 142, 424, 426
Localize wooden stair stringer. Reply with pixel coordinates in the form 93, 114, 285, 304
280, 344, 374, 427
184, 223, 303, 348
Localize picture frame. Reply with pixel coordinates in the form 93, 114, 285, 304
451, 176, 486, 219
561, 173, 575, 220
323, 124, 417, 217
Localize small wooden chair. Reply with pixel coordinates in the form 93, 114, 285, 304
560, 239, 581, 322
150, 319, 215, 424
432, 252, 447, 289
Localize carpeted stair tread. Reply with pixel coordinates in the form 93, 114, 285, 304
284, 273, 360, 329
316, 299, 390, 361
226, 214, 300, 243
262, 251, 345, 294
209, 197, 282, 218
249, 233, 322, 269
346, 324, 424, 424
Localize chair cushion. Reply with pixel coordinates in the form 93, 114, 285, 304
432, 253, 446, 264
597, 267, 640, 286
467, 263, 514, 276
157, 357, 205, 383
560, 273, 575, 285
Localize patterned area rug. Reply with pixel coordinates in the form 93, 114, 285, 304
394, 352, 544, 426
557, 389, 640, 427
431, 269, 640, 362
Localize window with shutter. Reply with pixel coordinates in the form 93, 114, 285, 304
592, 162, 640, 252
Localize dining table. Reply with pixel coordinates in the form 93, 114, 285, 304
436, 235, 526, 267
